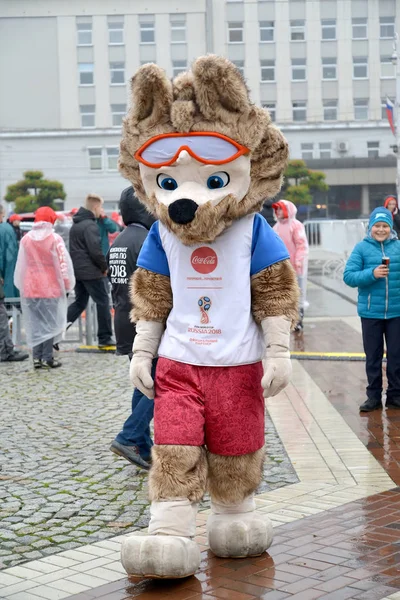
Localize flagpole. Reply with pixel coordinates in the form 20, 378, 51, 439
393, 33, 400, 202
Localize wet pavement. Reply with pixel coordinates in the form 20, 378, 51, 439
0, 354, 296, 571
2, 279, 400, 600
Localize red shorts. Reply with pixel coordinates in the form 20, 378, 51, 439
154, 358, 265, 456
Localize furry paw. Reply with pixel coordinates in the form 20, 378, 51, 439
121, 534, 201, 579
207, 512, 273, 558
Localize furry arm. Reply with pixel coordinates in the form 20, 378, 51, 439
129, 268, 173, 398
130, 321, 164, 399
251, 260, 299, 326
261, 316, 291, 398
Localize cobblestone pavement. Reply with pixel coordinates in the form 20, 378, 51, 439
0, 350, 298, 570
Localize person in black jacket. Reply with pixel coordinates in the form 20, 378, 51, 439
67, 194, 114, 347
108, 187, 156, 470
260, 199, 276, 228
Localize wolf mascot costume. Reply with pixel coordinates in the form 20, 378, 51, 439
119, 56, 299, 579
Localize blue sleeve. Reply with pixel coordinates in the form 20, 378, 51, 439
250, 213, 290, 276
343, 244, 375, 288
137, 222, 170, 277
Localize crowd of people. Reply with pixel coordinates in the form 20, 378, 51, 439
1, 191, 399, 468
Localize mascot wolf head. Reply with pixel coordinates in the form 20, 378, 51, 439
119, 55, 289, 245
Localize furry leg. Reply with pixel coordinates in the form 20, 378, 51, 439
121, 445, 207, 579
206, 449, 273, 558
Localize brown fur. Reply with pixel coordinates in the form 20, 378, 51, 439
149, 445, 208, 503
119, 55, 289, 245
251, 261, 300, 327
207, 448, 265, 504
130, 268, 172, 323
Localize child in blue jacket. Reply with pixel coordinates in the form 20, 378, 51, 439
344, 207, 400, 412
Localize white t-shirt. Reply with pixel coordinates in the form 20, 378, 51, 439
137, 213, 289, 366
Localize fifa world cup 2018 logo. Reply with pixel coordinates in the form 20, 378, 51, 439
198, 296, 212, 324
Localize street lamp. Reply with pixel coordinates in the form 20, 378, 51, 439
392, 33, 400, 202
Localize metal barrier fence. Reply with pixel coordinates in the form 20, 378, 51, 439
5, 297, 98, 348
304, 219, 368, 259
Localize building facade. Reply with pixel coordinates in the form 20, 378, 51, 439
0, 0, 399, 217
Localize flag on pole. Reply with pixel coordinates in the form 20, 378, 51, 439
386, 97, 395, 136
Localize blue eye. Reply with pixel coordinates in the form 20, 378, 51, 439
157, 174, 178, 191
207, 172, 230, 190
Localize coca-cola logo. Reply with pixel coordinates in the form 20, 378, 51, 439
190, 247, 218, 274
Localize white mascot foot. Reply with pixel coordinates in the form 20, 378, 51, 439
207, 497, 274, 558
121, 534, 201, 578
121, 499, 200, 578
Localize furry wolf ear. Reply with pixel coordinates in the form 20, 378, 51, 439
191, 55, 251, 121
130, 63, 173, 126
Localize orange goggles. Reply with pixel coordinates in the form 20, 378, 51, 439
134, 132, 249, 168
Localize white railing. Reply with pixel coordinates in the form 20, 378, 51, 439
304, 219, 368, 260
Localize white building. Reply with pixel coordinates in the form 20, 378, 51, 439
0, 0, 399, 217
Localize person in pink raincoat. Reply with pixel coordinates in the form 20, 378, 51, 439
273, 200, 309, 331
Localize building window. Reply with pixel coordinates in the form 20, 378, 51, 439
322, 19, 336, 40
232, 60, 245, 77
228, 22, 243, 43
354, 99, 368, 120
292, 58, 306, 81
353, 57, 368, 79
381, 56, 395, 79
80, 105, 95, 128
107, 147, 119, 170
110, 62, 125, 85
301, 143, 313, 160
322, 57, 337, 80
77, 21, 92, 46
111, 104, 126, 127
380, 17, 395, 39
293, 102, 306, 122
170, 14, 186, 43
260, 21, 274, 42
290, 20, 305, 41
367, 141, 379, 158
172, 60, 187, 77
140, 18, 155, 44
78, 63, 94, 86
323, 100, 337, 121
352, 18, 367, 39
382, 98, 388, 120
108, 19, 124, 45
319, 142, 332, 159
88, 148, 102, 171
261, 59, 275, 81
262, 103, 276, 122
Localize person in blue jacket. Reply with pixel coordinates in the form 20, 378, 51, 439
344, 207, 400, 412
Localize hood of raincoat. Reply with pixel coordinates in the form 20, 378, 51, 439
272, 199, 297, 220
72, 207, 96, 224
119, 186, 155, 229
29, 221, 55, 241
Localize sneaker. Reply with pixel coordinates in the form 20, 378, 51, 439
1, 352, 29, 362
110, 441, 151, 470
33, 359, 42, 369
41, 359, 62, 369
359, 398, 382, 412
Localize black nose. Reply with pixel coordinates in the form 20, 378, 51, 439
168, 199, 198, 224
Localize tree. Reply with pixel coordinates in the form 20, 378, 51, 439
4, 171, 66, 213
281, 160, 329, 206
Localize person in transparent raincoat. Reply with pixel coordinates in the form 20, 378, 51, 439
273, 200, 309, 331
14, 207, 75, 369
